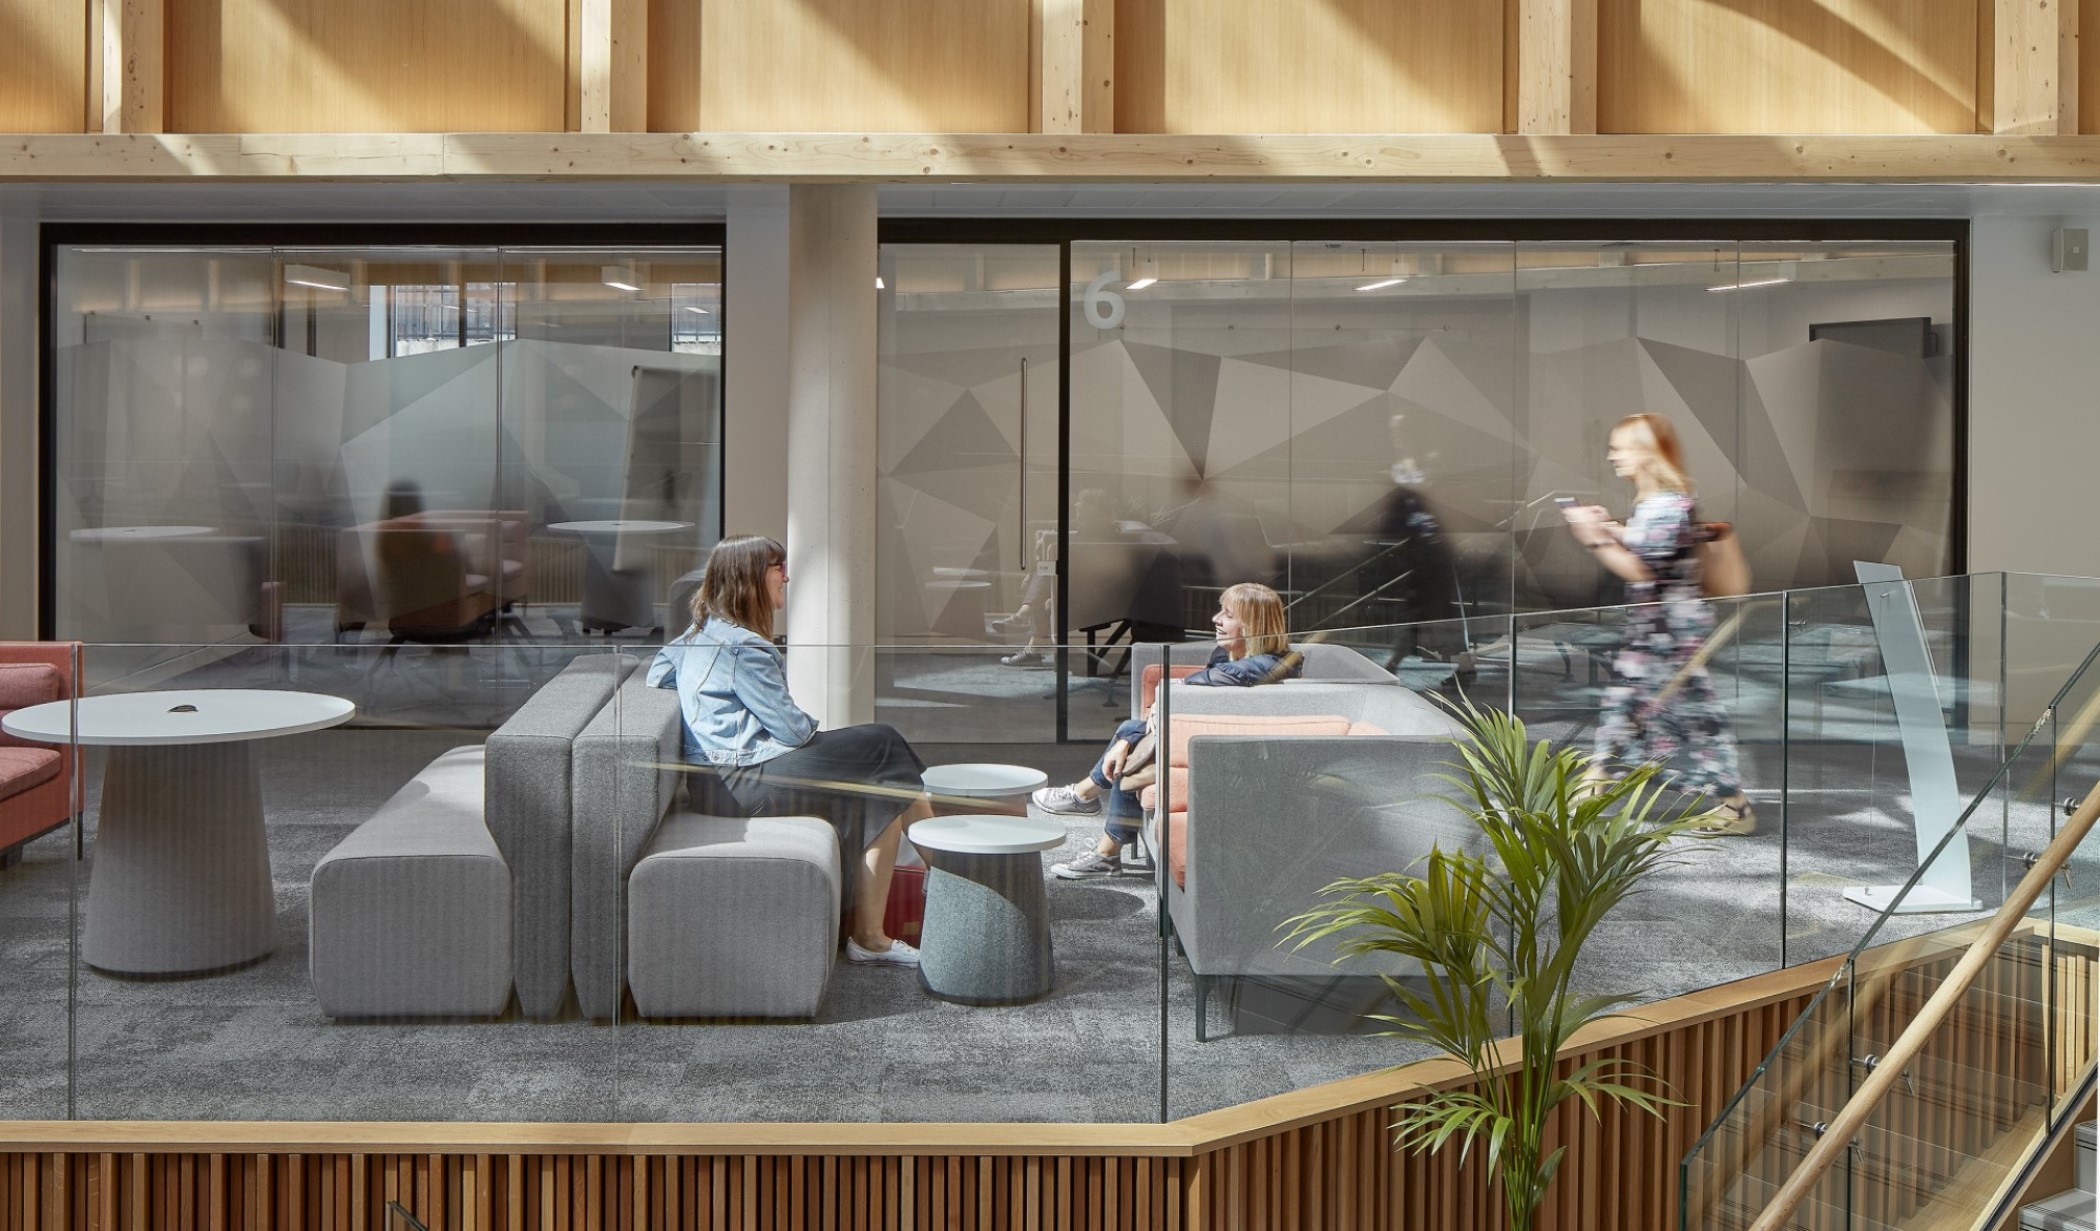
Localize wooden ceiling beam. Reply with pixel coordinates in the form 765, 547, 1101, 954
4, 131, 2100, 181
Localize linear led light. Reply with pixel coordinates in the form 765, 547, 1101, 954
602, 264, 642, 293
283, 263, 348, 292
682, 305, 711, 315
1707, 277, 1790, 293
1125, 255, 1159, 291
1356, 277, 1409, 292
875, 276, 886, 289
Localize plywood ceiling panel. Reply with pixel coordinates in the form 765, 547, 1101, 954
167, 0, 568, 133
0, 0, 88, 132
699, 0, 1030, 132
1115, 0, 1504, 134
1599, 0, 1981, 134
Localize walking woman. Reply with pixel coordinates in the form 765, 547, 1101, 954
649, 534, 932, 965
1560, 413, 1755, 835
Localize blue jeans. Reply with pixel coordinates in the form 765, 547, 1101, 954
1089, 718, 1149, 847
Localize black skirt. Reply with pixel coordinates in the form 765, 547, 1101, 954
718, 724, 927, 901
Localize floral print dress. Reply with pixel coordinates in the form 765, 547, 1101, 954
1591, 491, 1742, 799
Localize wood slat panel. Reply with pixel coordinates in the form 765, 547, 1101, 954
0, 0, 88, 132
165, 0, 568, 132
644, 0, 697, 133
0, 937, 2086, 1230
696, 0, 1029, 132
1598, 0, 1984, 134
1114, 0, 1503, 133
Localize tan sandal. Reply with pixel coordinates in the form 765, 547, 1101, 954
1692, 800, 1756, 837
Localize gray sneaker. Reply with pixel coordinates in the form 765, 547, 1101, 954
1053, 850, 1122, 880
1032, 784, 1101, 816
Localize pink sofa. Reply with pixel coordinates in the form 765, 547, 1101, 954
0, 642, 80, 867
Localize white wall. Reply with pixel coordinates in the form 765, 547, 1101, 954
1969, 216, 2100, 579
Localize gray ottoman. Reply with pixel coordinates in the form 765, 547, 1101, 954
310, 746, 512, 1018
626, 812, 841, 1018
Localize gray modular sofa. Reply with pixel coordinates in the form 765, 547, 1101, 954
1125, 640, 1401, 720
310, 653, 840, 1020
1143, 677, 1472, 1040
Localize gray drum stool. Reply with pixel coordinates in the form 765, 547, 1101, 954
908, 815, 1063, 1006
627, 812, 841, 1018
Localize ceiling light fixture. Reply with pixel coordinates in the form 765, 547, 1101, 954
601, 264, 642, 293
1356, 255, 1413, 292
682, 306, 710, 315
1706, 277, 1790, 293
875, 276, 886, 289
283, 263, 348, 292
1126, 256, 1159, 292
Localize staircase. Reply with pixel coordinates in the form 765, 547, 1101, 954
2018, 1120, 2096, 1231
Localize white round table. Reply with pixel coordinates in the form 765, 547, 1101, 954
3, 689, 355, 976
907, 815, 1064, 1005
547, 520, 693, 634
69, 525, 214, 541
920, 763, 1049, 814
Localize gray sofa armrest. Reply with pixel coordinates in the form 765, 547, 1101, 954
570, 672, 687, 1020
1171, 734, 1474, 981
484, 652, 635, 1018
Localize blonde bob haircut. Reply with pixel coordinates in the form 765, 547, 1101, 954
1220, 581, 1289, 659
693, 534, 785, 638
1612, 412, 1695, 496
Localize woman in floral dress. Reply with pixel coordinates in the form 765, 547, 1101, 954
1560, 412, 1754, 835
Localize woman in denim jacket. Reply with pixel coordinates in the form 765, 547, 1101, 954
649, 534, 931, 967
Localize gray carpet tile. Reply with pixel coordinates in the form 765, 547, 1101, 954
4, 635, 2084, 1124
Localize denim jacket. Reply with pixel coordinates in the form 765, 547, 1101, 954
1181, 643, 1303, 687
647, 618, 818, 768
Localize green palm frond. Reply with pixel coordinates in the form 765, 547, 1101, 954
1280, 694, 1704, 1231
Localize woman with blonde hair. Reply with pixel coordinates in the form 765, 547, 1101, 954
1037, 582, 1300, 879
1560, 413, 1754, 834
648, 534, 934, 966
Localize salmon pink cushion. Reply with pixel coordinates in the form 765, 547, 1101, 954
0, 747, 59, 798
1138, 663, 1204, 715
0, 665, 60, 751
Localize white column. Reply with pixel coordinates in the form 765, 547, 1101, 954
0, 213, 37, 639
783, 184, 878, 726
723, 187, 791, 544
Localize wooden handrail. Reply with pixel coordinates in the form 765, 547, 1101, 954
1747, 774, 2100, 1231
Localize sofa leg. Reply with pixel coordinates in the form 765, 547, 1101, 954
1195, 974, 1209, 1044
0, 843, 19, 870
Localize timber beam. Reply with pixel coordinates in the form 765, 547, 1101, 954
4, 131, 2100, 182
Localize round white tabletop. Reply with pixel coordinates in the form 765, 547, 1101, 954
921, 763, 1050, 799
2, 689, 356, 747
546, 520, 691, 535
69, 525, 214, 541
909, 814, 1064, 856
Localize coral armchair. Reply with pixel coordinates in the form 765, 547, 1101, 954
0, 642, 79, 868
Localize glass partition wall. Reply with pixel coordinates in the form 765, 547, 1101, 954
49, 242, 725, 673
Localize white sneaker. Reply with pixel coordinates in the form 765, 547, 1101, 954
845, 938, 921, 967
1032, 784, 1101, 816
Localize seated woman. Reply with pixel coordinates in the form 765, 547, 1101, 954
1037, 581, 1298, 879
649, 534, 931, 967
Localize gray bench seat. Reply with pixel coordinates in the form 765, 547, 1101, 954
309, 745, 511, 1018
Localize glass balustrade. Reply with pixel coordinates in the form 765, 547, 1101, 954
1, 571, 2094, 1136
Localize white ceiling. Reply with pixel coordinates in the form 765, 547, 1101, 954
4, 179, 2100, 222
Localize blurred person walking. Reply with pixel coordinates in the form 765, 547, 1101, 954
1560, 413, 1754, 835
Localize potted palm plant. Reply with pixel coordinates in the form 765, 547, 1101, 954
1284, 700, 1718, 1231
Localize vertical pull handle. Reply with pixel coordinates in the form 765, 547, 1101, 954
1018, 356, 1029, 571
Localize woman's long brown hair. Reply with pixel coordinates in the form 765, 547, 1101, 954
1613, 412, 1695, 496
692, 534, 784, 637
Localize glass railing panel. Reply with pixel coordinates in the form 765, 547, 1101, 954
2042, 642, 2100, 1125
0, 639, 81, 1119
607, 639, 1155, 1123
1681, 962, 1857, 1230
1684, 624, 2100, 1230
1514, 592, 1789, 1004
1153, 639, 1450, 1117
65, 640, 626, 1121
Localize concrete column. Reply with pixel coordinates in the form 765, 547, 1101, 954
722, 187, 790, 545
782, 184, 878, 726
0, 214, 37, 639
